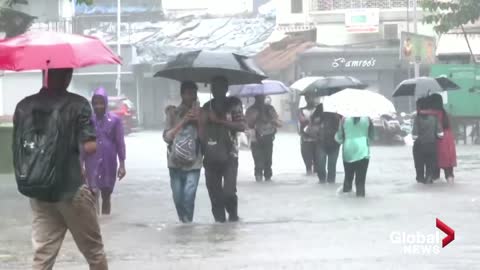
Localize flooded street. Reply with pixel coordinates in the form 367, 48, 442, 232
1, 131, 480, 269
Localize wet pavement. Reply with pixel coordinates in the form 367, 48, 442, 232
1, 131, 480, 269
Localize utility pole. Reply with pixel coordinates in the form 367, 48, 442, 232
413, 0, 420, 78
406, 0, 410, 33
116, 0, 122, 96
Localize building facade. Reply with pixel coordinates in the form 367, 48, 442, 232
270, 0, 438, 112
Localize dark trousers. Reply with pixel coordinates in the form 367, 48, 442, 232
204, 159, 239, 222
433, 167, 454, 180
343, 159, 370, 197
413, 141, 437, 183
301, 140, 317, 174
316, 144, 340, 183
251, 135, 274, 179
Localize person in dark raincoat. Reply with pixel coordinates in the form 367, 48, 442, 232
82, 87, 126, 215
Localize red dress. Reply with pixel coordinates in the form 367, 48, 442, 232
422, 110, 457, 168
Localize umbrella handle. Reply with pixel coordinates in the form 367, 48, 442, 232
43, 60, 50, 88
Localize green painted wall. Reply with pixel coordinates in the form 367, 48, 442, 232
430, 64, 480, 118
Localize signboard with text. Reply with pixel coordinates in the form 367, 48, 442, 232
345, 9, 379, 33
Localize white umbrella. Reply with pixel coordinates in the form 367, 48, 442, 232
323, 89, 396, 118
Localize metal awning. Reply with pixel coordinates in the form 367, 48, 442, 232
436, 33, 480, 56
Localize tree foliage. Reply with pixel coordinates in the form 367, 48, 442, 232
423, 0, 480, 33
75, 0, 94, 5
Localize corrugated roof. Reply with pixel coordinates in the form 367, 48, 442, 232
131, 17, 275, 64
82, 17, 275, 64
255, 38, 315, 72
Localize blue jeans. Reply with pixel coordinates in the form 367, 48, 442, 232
169, 168, 201, 223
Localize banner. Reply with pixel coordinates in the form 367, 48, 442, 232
400, 32, 436, 64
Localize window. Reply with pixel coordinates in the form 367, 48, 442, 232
291, 0, 303, 14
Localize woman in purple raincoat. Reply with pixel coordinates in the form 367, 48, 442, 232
82, 87, 126, 215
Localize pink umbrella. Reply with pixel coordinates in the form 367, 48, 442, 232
0, 31, 121, 71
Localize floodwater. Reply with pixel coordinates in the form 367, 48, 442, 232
1, 132, 479, 269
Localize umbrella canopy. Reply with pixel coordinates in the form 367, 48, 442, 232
0, 31, 122, 71
292, 76, 367, 96
323, 89, 396, 118
393, 76, 460, 97
290, 76, 324, 92
228, 80, 290, 97
153, 50, 267, 85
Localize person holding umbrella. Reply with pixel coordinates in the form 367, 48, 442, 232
13, 69, 109, 270
423, 94, 457, 183
335, 116, 375, 197
298, 93, 319, 175
5, 32, 121, 270
308, 104, 341, 184
200, 76, 246, 223
412, 97, 444, 184
245, 94, 282, 182
163, 81, 203, 223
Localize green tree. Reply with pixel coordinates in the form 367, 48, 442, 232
423, 0, 480, 34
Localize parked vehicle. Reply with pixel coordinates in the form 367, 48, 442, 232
372, 114, 406, 145
108, 96, 138, 134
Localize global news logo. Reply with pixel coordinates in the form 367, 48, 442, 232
390, 218, 455, 255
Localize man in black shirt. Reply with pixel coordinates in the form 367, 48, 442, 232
200, 76, 246, 223
13, 68, 108, 270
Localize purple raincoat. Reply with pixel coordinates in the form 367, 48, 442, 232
82, 88, 126, 192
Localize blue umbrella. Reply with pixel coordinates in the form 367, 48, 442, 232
228, 80, 290, 97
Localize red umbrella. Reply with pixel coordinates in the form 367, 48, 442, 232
0, 31, 122, 71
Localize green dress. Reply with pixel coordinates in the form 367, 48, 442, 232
335, 117, 374, 163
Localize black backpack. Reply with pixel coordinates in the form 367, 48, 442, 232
13, 94, 69, 202
203, 122, 231, 167
202, 100, 234, 167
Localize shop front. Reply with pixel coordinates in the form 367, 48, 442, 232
296, 42, 418, 112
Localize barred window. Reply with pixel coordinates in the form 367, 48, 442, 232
311, 0, 415, 11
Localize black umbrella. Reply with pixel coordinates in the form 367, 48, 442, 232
393, 76, 460, 97
153, 50, 267, 85
298, 76, 368, 96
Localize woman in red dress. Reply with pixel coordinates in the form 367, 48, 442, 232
424, 94, 457, 183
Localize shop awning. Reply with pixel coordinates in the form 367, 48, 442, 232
436, 33, 480, 57
255, 38, 315, 72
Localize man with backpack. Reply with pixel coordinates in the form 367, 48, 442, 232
12, 68, 108, 270
200, 76, 246, 223
164, 81, 203, 223
245, 95, 281, 182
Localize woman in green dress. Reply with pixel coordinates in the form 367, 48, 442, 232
335, 117, 374, 197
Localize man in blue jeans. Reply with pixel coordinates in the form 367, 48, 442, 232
164, 81, 203, 223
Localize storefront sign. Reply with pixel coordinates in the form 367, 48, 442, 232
345, 9, 380, 33
332, 57, 377, 69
